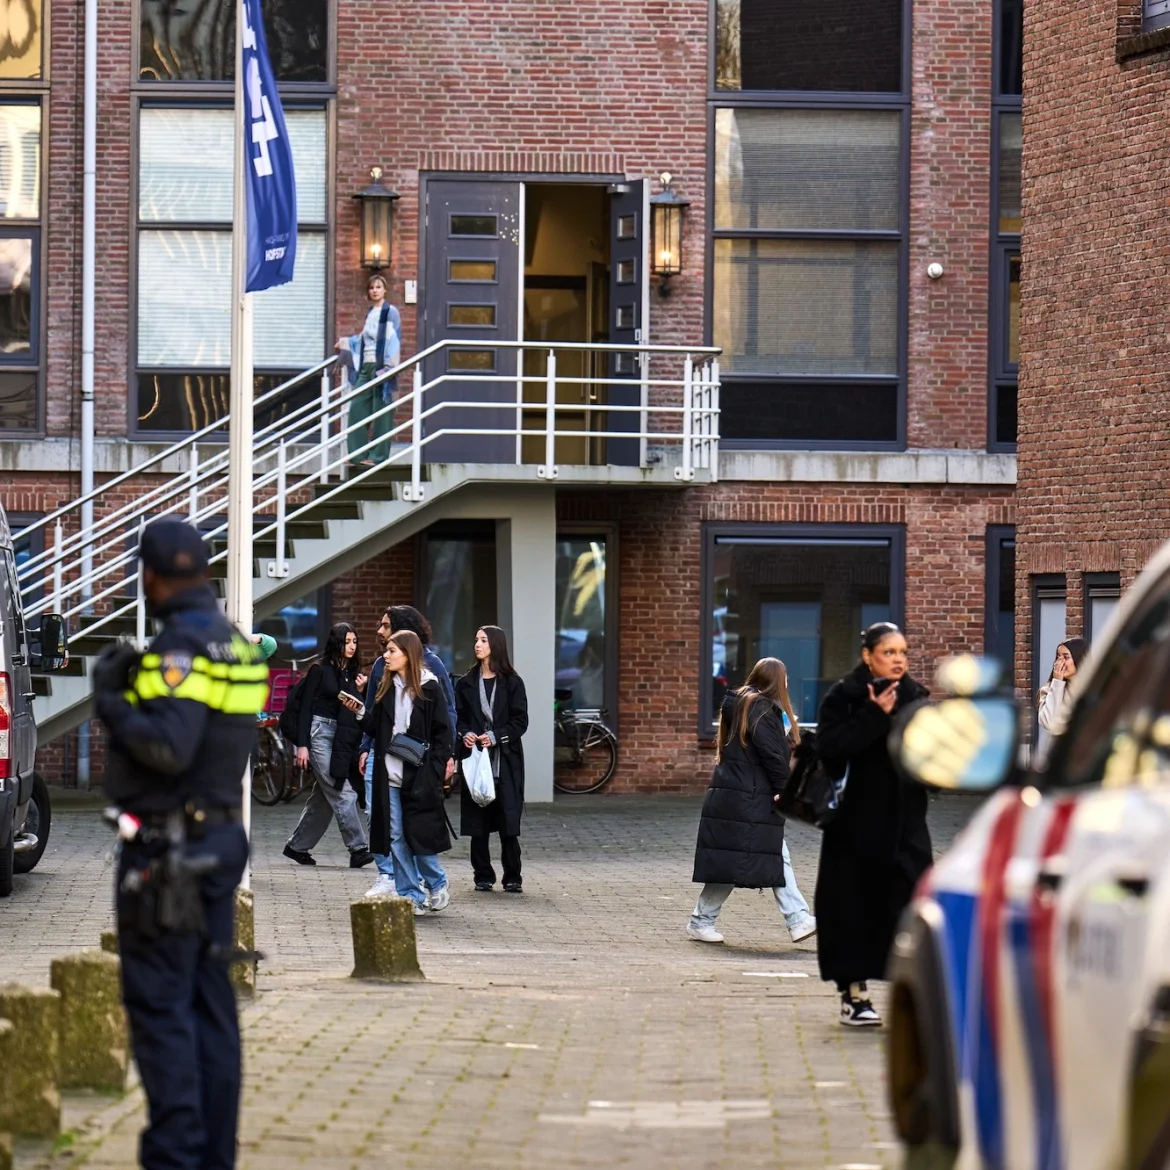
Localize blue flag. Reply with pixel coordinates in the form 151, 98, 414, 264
241, 0, 296, 292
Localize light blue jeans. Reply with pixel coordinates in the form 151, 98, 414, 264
387, 784, 448, 908
689, 841, 812, 930
365, 752, 394, 879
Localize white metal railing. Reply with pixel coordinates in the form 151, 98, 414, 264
22, 339, 720, 650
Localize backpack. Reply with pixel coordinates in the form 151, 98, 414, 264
779, 729, 850, 829
278, 667, 316, 747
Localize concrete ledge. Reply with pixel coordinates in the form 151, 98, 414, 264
0, 985, 60, 1138
50, 951, 127, 1093
718, 449, 1017, 486
350, 897, 425, 982
231, 888, 256, 998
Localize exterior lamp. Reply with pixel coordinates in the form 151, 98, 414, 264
353, 166, 399, 270
650, 172, 691, 296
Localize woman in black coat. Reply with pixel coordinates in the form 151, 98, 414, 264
814, 622, 930, 1027
455, 625, 528, 892
358, 629, 453, 915
688, 657, 816, 945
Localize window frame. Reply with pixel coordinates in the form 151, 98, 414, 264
984, 524, 1016, 672
1144, 0, 1170, 33
698, 521, 907, 734
1085, 571, 1122, 645
128, 97, 335, 438
705, 0, 912, 451
1031, 573, 1067, 699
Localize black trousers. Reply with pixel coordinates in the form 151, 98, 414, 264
117, 823, 249, 1170
470, 831, 521, 885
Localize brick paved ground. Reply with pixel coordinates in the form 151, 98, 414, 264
4, 791, 980, 1170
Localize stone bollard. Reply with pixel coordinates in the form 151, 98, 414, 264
100, 930, 118, 955
50, 951, 128, 1093
350, 897, 425, 982
231, 887, 256, 998
0, 1019, 13, 1170
0, 985, 60, 1138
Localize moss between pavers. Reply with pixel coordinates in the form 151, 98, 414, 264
350, 897, 425, 982
231, 887, 256, 998
99, 930, 118, 955
50, 951, 128, 1093
0, 1019, 11, 1170
0, 984, 60, 1139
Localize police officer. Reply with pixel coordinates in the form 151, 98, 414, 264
93, 518, 268, 1170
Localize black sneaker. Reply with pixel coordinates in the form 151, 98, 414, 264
474, 881, 494, 892
283, 844, 316, 866
840, 991, 882, 1028
349, 849, 376, 869
502, 880, 523, 893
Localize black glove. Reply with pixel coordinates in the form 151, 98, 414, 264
92, 642, 141, 695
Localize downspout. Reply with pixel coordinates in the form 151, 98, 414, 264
77, 0, 97, 788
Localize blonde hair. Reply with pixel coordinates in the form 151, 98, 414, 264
376, 629, 425, 704
715, 657, 800, 762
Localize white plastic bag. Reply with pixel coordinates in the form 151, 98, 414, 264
465, 745, 496, 807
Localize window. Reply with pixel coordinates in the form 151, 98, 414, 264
1144, 0, 1170, 33
420, 522, 498, 679
134, 106, 328, 432
990, 0, 1022, 450
10, 511, 43, 607
139, 0, 328, 82
701, 524, 904, 730
710, 4, 908, 448
985, 526, 1016, 676
1085, 572, 1122, 645
555, 534, 613, 716
1032, 575, 1067, 699
0, 1, 43, 80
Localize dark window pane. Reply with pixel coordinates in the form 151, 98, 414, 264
139, 0, 327, 82
711, 536, 893, 722
998, 0, 1023, 94
450, 215, 497, 237
1007, 253, 1020, 365
714, 238, 899, 376
0, 370, 36, 429
722, 381, 898, 443
0, 236, 32, 357
998, 113, 1021, 234
424, 523, 498, 678
995, 383, 1018, 446
716, 0, 902, 92
715, 108, 901, 231
136, 371, 307, 432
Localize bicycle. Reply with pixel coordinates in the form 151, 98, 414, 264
553, 688, 618, 794
252, 716, 291, 805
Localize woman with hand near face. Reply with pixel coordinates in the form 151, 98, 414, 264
813, 622, 930, 1028
1037, 638, 1087, 752
455, 627, 529, 892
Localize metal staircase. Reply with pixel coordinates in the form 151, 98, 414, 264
19, 339, 720, 743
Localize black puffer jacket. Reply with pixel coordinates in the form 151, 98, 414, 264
692, 691, 790, 888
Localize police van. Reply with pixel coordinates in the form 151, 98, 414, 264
0, 508, 67, 897
888, 547, 1170, 1170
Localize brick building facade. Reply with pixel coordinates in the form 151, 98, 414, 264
5, 0, 1018, 791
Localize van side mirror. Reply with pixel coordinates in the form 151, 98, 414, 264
890, 695, 1019, 792
32, 613, 68, 673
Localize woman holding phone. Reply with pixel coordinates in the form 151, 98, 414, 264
813, 622, 929, 1027
283, 623, 373, 868
1036, 637, 1087, 752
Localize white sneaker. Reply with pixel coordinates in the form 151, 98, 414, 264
428, 886, 450, 912
686, 922, 724, 944
412, 901, 429, 917
364, 874, 395, 898
840, 983, 882, 1027
789, 915, 817, 943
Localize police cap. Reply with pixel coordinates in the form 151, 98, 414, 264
139, 518, 209, 579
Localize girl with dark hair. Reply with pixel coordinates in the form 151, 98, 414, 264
283, 623, 374, 868
813, 622, 930, 1027
455, 626, 529, 891
1037, 637, 1088, 752
361, 629, 453, 914
687, 657, 818, 945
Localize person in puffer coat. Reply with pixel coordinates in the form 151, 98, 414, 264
687, 657, 816, 945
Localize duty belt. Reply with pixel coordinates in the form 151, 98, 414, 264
136, 804, 243, 831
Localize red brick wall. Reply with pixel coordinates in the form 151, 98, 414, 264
329, 539, 416, 649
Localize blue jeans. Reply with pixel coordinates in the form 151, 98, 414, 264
689, 841, 812, 930
365, 752, 394, 879
388, 784, 447, 907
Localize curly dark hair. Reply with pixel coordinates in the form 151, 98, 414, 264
385, 605, 433, 646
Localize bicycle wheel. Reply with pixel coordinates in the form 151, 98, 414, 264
553, 718, 618, 794
252, 729, 287, 805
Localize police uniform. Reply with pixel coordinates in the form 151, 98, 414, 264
93, 519, 268, 1170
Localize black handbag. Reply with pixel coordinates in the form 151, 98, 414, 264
388, 732, 428, 767
780, 731, 849, 829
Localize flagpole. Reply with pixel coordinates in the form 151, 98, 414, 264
228, 0, 255, 885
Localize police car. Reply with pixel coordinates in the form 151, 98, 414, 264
887, 546, 1170, 1170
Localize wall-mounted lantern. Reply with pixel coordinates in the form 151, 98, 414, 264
650, 172, 691, 295
353, 166, 400, 270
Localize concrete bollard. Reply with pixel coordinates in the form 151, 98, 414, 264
100, 930, 118, 955
350, 897, 425, 982
231, 887, 256, 998
0, 985, 60, 1138
50, 951, 128, 1093
0, 1018, 12, 1170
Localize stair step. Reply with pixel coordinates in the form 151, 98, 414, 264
32, 656, 84, 680
299, 501, 362, 521
70, 633, 122, 657
32, 676, 50, 697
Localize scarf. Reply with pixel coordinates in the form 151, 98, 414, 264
383, 668, 437, 786
478, 670, 501, 778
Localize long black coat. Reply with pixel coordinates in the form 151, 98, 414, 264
692, 692, 791, 888
361, 676, 452, 858
455, 670, 528, 838
813, 664, 931, 986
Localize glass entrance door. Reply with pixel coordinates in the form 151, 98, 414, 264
555, 534, 612, 719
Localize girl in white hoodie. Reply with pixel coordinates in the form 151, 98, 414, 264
1036, 637, 1087, 752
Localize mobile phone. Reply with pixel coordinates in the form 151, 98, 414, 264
871, 677, 896, 695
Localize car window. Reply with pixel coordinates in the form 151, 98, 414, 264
1045, 589, 1170, 789
1, 550, 26, 656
